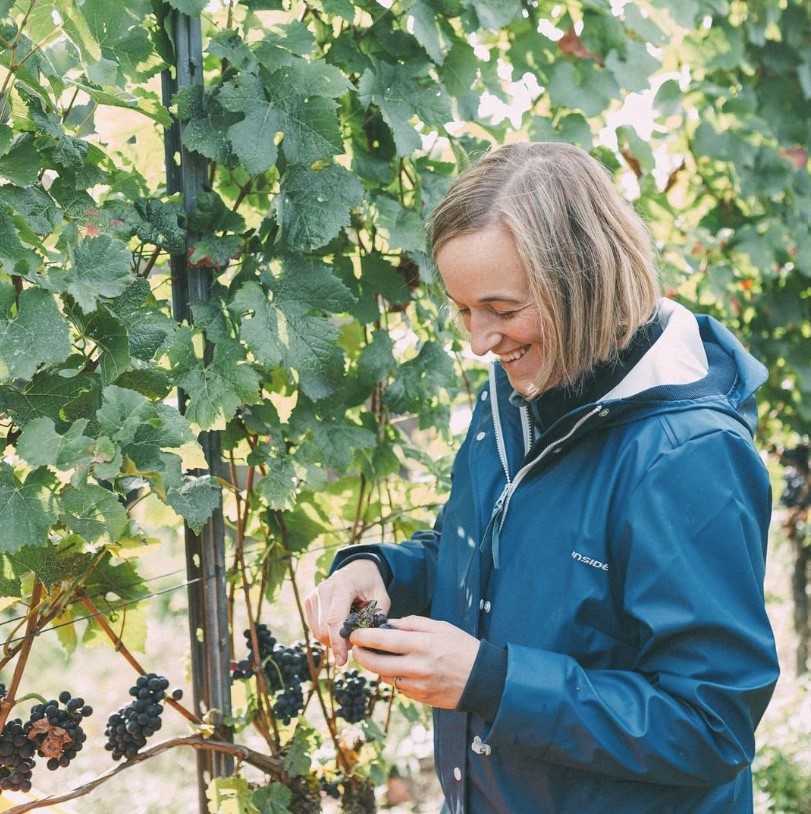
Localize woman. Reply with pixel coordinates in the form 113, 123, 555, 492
305, 142, 779, 813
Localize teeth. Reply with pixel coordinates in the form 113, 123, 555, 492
500, 346, 528, 363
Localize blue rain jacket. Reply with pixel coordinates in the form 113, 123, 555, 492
333, 300, 779, 813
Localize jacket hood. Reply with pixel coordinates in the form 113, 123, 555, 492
594, 298, 766, 437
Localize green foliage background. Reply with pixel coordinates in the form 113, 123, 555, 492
0, 0, 809, 811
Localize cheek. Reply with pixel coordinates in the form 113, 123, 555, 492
513, 314, 545, 345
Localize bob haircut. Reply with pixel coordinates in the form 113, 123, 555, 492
430, 142, 661, 395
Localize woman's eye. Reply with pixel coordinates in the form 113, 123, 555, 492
494, 310, 517, 320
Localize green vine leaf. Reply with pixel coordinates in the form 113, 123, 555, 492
465, 0, 522, 29
0, 208, 41, 275
166, 475, 222, 533
254, 455, 298, 511
16, 417, 94, 470
358, 57, 452, 155
59, 482, 129, 548
176, 338, 262, 430
251, 781, 293, 814
176, 84, 239, 165
4, 544, 94, 590
219, 71, 281, 175
208, 774, 272, 814
0, 285, 72, 380
48, 235, 135, 314
0, 133, 41, 187
0, 464, 58, 552
547, 60, 621, 117
254, 21, 314, 70
282, 725, 315, 776
167, 0, 208, 14
0, 370, 102, 431
274, 164, 363, 251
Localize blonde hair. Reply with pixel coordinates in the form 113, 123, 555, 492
430, 142, 660, 393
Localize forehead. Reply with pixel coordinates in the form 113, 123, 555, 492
435, 226, 529, 303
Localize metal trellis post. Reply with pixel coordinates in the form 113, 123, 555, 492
161, 8, 233, 811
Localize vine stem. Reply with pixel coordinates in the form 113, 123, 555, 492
0, 580, 44, 731
76, 591, 200, 726
2, 735, 284, 814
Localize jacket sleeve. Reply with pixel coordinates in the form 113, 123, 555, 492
484, 428, 780, 786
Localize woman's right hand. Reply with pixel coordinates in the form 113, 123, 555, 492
304, 559, 390, 666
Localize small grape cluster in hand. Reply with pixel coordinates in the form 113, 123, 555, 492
339, 599, 393, 639
103, 673, 183, 761
231, 624, 324, 725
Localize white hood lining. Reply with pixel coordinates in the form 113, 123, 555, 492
600, 299, 709, 402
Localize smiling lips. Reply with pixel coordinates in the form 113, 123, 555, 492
499, 345, 530, 364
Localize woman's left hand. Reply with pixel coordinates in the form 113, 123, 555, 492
349, 616, 480, 709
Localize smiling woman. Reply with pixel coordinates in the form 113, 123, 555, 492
430, 142, 659, 398
305, 141, 779, 814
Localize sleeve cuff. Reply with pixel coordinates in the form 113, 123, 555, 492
330, 550, 394, 587
456, 639, 508, 724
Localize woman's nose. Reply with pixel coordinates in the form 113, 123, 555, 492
468, 311, 501, 357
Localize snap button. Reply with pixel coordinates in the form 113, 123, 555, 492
483, 600, 491, 612
475, 431, 486, 441
599, 408, 609, 417
471, 736, 492, 756
453, 767, 462, 781
553, 447, 561, 454
479, 599, 484, 610
481, 391, 489, 401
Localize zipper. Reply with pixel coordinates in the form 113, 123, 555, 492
501, 403, 603, 521
485, 362, 603, 568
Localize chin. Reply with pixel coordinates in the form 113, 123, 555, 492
511, 379, 539, 400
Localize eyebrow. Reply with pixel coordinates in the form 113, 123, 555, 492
447, 293, 527, 306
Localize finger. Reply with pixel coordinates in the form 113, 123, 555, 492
383, 615, 438, 633
350, 626, 408, 655
324, 609, 352, 666
304, 591, 326, 643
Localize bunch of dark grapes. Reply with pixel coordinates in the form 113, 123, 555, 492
272, 683, 305, 725
339, 599, 393, 639
26, 691, 93, 771
232, 625, 324, 725
0, 718, 35, 793
0, 689, 92, 793
332, 669, 382, 724
103, 674, 183, 761
232, 626, 323, 689
232, 624, 277, 680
